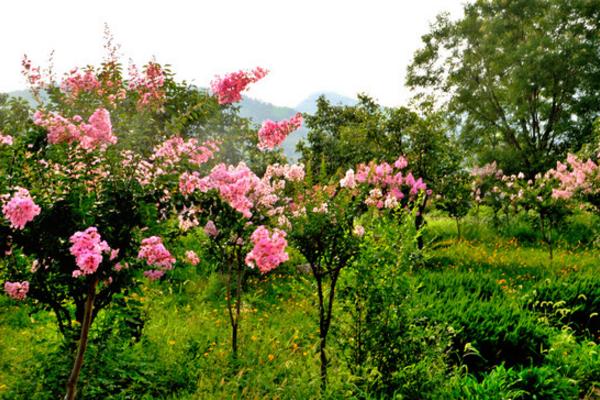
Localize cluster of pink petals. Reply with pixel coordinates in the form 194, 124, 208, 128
179, 171, 210, 196
264, 163, 305, 182
245, 226, 289, 274
204, 220, 219, 237
257, 113, 303, 150
179, 162, 277, 218
210, 67, 268, 104
154, 136, 218, 167
2, 188, 41, 230
128, 62, 166, 106
138, 236, 175, 281
341, 156, 428, 208
4, 281, 29, 300
185, 250, 200, 266
0, 134, 13, 145
548, 153, 598, 200
33, 108, 117, 150
471, 161, 502, 179
61, 68, 101, 98
69, 227, 111, 276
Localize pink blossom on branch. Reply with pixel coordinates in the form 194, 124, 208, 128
0, 134, 14, 145
210, 67, 268, 104
69, 227, 111, 276
185, 250, 200, 266
257, 113, 303, 150
4, 281, 29, 300
2, 188, 41, 230
204, 220, 219, 237
33, 108, 117, 150
61, 68, 101, 98
245, 226, 289, 274
138, 236, 175, 280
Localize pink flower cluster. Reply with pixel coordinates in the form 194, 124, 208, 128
138, 236, 175, 280
61, 68, 101, 98
257, 113, 303, 150
341, 156, 428, 208
33, 108, 117, 150
210, 67, 268, 104
245, 226, 289, 274
154, 136, 218, 167
204, 220, 219, 237
69, 227, 112, 276
2, 188, 41, 230
0, 134, 13, 145
4, 281, 29, 300
128, 62, 166, 106
549, 153, 598, 200
179, 162, 276, 218
185, 250, 200, 266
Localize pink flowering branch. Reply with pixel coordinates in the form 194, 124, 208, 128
210, 67, 268, 104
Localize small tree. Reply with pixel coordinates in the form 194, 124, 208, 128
286, 157, 428, 390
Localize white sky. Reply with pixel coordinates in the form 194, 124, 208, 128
0, 0, 464, 108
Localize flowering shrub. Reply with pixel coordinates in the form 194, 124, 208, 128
284, 155, 428, 389
548, 153, 600, 211
0, 36, 245, 399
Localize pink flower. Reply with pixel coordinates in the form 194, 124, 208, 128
138, 236, 175, 271
340, 169, 356, 189
204, 220, 219, 237
353, 225, 365, 237
2, 188, 41, 230
4, 281, 29, 300
245, 226, 289, 274
185, 250, 200, 266
79, 108, 117, 150
394, 156, 408, 170
69, 227, 111, 275
143, 269, 165, 281
211, 67, 268, 104
257, 113, 303, 150
34, 108, 117, 150
0, 134, 13, 145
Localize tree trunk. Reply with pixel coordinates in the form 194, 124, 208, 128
64, 279, 98, 400
456, 217, 461, 241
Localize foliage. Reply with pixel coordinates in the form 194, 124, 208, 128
408, 0, 600, 175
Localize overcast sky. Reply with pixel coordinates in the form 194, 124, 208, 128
0, 0, 464, 108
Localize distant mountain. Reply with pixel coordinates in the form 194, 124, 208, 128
294, 92, 357, 114
5, 89, 355, 162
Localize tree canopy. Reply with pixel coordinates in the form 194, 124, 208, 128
407, 0, 600, 176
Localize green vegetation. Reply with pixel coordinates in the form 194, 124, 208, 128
1, 210, 598, 399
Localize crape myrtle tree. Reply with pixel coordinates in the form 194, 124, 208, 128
176, 69, 304, 359
284, 156, 428, 390
0, 37, 279, 399
298, 95, 457, 247
407, 0, 600, 176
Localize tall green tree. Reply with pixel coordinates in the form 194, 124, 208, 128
407, 0, 600, 175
